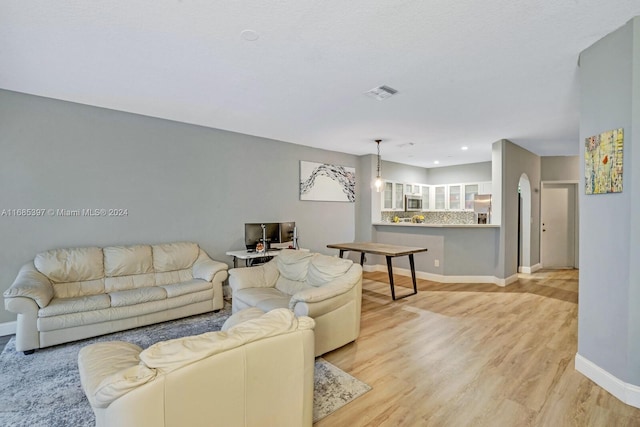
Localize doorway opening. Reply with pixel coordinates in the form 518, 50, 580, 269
518, 174, 532, 273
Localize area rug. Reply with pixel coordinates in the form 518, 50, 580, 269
0, 304, 370, 426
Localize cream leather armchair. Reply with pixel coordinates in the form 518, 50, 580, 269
229, 249, 362, 356
78, 309, 315, 427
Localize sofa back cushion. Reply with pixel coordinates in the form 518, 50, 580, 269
35, 247, 105, 298
139, 309, 314, 373
152, 242, 199, 273
273, 250, 314, 295
104, 245, 153, 277
306, 253, 354, 287
103, 245, 156, 292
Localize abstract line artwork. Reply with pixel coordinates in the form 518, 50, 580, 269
585, 128, 624, 195
300, 161, 355, 202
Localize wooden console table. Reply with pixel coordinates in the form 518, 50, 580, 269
326, 242, 428, 300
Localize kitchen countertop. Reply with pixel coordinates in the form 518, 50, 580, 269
373, 222, 499, 228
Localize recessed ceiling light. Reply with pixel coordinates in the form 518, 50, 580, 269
241, 29, 259, 41
434, 160, 440, 165
461, 146, 468, 150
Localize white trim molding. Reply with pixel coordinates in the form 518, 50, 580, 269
0, 321, 16, 337
575, 353, 640, 408
363, 264, 518, 287
518, 263, 542, 274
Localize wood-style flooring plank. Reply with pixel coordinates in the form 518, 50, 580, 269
315, 269, 640, 427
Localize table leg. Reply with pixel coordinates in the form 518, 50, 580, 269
386, 255, 418, 300
339, 249, 345, 258
232, 257, 238, 268
359, 252, 365, 266
409, 254, 418, 295
386, 256, 396, 300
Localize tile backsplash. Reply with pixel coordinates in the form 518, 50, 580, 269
380, 211, 475, 225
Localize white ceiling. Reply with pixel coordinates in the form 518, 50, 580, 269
2, 1, 639, 168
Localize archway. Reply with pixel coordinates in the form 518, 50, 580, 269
518, 174, 532, 272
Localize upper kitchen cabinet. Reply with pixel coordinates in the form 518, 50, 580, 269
448, 184, 462, 210
421, 185, 430, 210
464, 184, 479, 210
479, 181, 492, 194
434, 185, 446, 210
404, 184, 421, 195
381, 180, 405, 211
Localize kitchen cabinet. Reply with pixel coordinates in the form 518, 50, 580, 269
380, 180, 492, 212
448, 185, 462, 210
479, 181, 492, 195
381, 181, 405, 211
382, 181, 393, 210
421, 185, 430, 210
464, 184, 479, 210
405, 184, 421, 195
394, 183, 404, 210
434, 185, 446, 210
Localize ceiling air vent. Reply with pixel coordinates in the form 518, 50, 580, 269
365, 85, 398, 101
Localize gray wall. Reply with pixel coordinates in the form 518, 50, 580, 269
0, 90, 358, 324
379, 159, 429, 183
494, 139, 541, 279
541, 156, 580, 181
578, 17, 639, 385
428, 161, 492, 185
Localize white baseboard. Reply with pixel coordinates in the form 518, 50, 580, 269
575, 353, 640, 408
363, 264, 517, 286
0, 321, 16, 337
518, 264, 542, 274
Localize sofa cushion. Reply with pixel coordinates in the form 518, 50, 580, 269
306, 254, 354, 287
38, 294, 111, 317
274, 276, 313, 296
104, 273, 156, 293
154, 269, 194, 287
275, 250, 313, 281
78, 341, 156, 408
35, 247, 104, 283
109, 287, 167, 307
233, 288, 291, 312
52, 279, 105, 299
103, 245, 153, 277
152, 242, 199, 273
160, 279, 212, 298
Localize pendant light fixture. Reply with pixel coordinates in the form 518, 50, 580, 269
374, 139, 382, 192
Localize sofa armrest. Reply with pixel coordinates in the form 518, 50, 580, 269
228, 260, 279, 292
78, 341, 156, 409
3, 262, 54, 308
289, 264, 362, 313
192, 250, 229, 283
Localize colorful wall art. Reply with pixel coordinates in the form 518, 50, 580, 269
585, 128, 624, 195
300, 161, 355, 202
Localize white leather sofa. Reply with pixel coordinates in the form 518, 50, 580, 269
78, 308, 315, 427
229, 249, 362, 356
3, 242, 228, 354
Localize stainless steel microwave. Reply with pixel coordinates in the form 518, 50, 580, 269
405, 195, 422, 211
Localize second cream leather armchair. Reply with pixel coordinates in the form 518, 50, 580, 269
229, 249, 362, 356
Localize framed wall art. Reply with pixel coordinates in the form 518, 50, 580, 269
300, 161, 355, 202
585, 128, 624, 195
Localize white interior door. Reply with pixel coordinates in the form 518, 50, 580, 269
541, 183, 576, 268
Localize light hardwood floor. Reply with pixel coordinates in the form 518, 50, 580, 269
317, 269, 640, 427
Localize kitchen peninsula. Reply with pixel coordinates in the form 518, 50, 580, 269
369, 220, 502, 285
